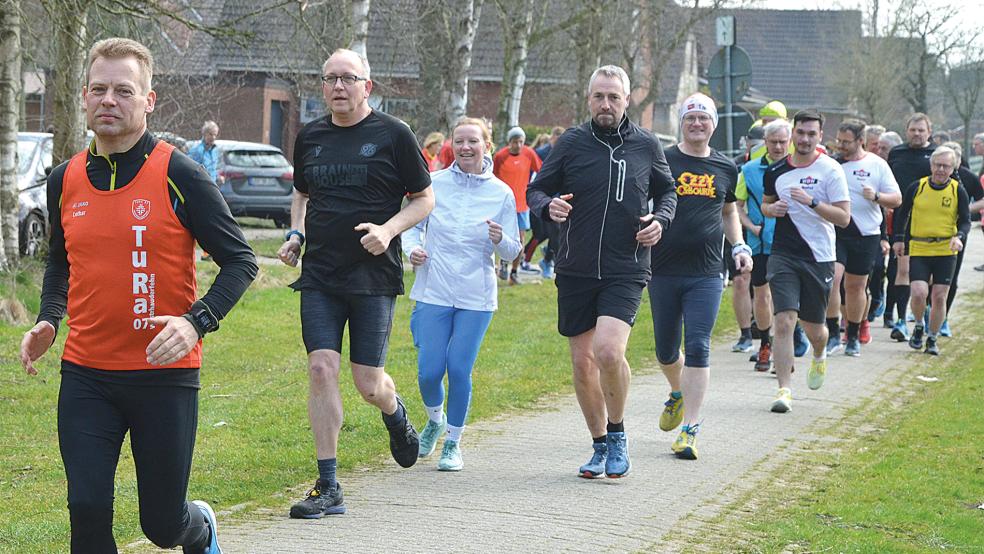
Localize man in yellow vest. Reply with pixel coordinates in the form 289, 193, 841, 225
891, 145, 969, 355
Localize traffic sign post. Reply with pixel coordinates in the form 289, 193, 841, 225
707, 18, 752, 157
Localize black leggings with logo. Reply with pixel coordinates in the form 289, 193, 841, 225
57, 368, 208, 553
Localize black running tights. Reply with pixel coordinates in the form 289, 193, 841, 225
57, 370, 208, 554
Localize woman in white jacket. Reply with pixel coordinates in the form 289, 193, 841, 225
402, 117, 522, 471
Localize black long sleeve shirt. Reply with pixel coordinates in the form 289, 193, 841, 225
527, 117, 676, 280
38, 131, 258, 339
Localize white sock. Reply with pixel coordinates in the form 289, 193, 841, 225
446, 425, 464, 443
425, 405, 444, 423
814, 351, 826, 362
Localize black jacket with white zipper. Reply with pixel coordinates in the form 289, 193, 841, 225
527, 116, 676, 280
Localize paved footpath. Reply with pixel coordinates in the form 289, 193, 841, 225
209, 238, 983, 553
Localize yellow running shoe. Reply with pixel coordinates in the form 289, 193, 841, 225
670, 423, 699, 460
808, 358, 827, 390
659, 392, 684, 431
771, 387, 792, 413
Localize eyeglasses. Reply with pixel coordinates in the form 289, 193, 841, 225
321, 74, 367, 86
931, 163, 954, 171
683, 114, 713, 124
835, 138, 857, 145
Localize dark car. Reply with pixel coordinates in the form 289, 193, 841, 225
189, 140, 294, 227
17, 132, 53, 256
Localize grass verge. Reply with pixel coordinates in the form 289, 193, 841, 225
675, 297, 984, 554
2, 244, 743, 552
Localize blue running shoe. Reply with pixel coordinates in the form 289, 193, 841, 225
539, 259, 554, 279
578, 442, 607, 479
793, 324, 809, 358
192, 500, 223, 553
940, 320, 952, 337
825, 334, 842, 355
890, 320, 909, 342
868, 297, 885, 321
732, 336, 754, 353
605, 432, 630, 478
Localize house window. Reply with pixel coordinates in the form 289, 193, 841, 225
300, 95, 324, 123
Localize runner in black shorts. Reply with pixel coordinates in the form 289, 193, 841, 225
762, 110, 851, 413
528, 64, 675, 479
829, 119, 901, 357
278, 49, 434, 518
892, 145, 969, 356
650, 93, 750, 461
736, 119, 794, 371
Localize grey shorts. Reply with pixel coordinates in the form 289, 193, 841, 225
766, 254, 834, 324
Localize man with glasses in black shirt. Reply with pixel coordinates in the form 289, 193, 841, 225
278, 48, 434, 518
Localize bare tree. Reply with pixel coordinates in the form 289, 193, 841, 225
349, 0, 371, 56
889, 0, 976, 115
45, 0, 88, 166
415, 0, 484, 135
943, 52, 984, 156
493, 0, 590, 143
0, 0, 21, 267
827, 34, 907, 126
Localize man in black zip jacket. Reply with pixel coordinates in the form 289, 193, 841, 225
528, 64, 675, 479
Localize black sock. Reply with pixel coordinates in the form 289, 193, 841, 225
826, 317, 840, 338
847, 321, 860, 341
381, 397, 406, 427
760, 327, 771, 347
606, 420, 624, 433
317, 458, 337, 488
740, 327, 752, 339
592, 435, 607, 444
896, 285, 910, 321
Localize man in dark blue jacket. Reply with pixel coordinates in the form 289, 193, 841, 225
528, 65, 676, 480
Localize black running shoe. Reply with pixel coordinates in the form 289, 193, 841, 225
289, 480, 346, 519
384, 396, 420, 468
925, 336, 940, 356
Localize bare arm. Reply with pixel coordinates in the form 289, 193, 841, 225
355, 188, 436, 256
815, 200, 852, 228
735, 199, 761, 235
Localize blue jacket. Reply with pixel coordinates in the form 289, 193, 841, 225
741, 156, 776, 255
188, 141, 220, 182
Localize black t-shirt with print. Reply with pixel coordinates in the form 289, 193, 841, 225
651, 146, 738, 276
292, 111, 431, 295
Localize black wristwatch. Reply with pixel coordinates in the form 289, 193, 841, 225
183, 300, 220, 338
809, 197, 820, 209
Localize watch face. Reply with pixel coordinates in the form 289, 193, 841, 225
196, 312, 214, 331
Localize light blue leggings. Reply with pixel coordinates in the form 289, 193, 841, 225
410, 302, 494, 428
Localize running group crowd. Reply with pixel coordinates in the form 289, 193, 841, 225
16, 38, 982, 554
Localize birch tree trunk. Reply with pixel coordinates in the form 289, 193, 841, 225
0, 0, 21, 267
49, 0, 87, 165
444, 0, 482, 131
493, 0, 534, 145
349, 0, 370, 57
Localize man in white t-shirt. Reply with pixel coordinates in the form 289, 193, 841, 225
761, 110, 851, 413
828, 119, 901, 357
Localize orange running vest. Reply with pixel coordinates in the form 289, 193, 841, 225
61, 141, 201, 370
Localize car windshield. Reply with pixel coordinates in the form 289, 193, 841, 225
18, 139, 38, 175
225, 149, 290, 168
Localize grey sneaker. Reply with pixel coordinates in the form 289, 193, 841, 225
289, 480, 346, 518
418, 416, 446, 458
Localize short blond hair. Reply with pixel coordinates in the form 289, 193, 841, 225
87, 38, 154, 93
423, 132, 445, 149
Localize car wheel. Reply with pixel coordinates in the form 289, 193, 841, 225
20, 212, 45, 257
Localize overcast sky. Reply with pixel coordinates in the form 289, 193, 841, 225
751, 0, 983, 39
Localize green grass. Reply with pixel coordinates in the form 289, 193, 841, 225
1, 245, 747, 552
690, 303, 984, 553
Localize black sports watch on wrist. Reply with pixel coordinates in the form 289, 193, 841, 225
183, 301, 219, 338
809, 197, 820, 209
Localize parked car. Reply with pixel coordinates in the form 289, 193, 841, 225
17, 132, 53, 256
187, 139, 294, 227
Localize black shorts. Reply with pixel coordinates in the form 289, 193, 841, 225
751, 254, 770, 287
723, 240, 738, 280
836, 235, 881, 276
555, 274, 646, 337
300, 290, 396, 367
766, 254, 835, 324
908, 255, 957, 286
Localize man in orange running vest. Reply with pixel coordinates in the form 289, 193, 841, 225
19, 38, 257, 554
